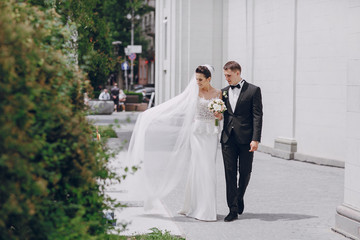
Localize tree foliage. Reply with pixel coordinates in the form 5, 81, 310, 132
104, 0, 152, 55
25, 0, 152, 90
24, 0, 117, 90
0, 1, 117, 239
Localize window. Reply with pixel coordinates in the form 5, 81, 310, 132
163, 17, 168, 60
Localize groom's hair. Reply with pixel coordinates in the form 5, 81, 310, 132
223, 61, 241, 73
196, 65, 211, 79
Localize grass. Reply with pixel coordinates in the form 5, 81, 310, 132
111, 228, 185, 240
92, 125, 118, 138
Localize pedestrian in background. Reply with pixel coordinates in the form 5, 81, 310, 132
111, 83, 120, 112
118, 89, 127, 112
99, 89, 110, 100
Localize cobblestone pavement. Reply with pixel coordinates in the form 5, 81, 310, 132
94, 113, 347, 240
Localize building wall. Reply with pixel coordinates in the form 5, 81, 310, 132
225, 1, 360, 237
252, 0, 297, 148
295, 0, 348, 161
335, 0, 360, 234
155, 0, 360, 237
226, 0, 350, 162
156, 0, 359, 163
140, 0, 155, 85
224, 0, 296, 149
344, 1, 360, 212
155, 0, 224, 105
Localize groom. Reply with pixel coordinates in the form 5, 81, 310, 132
220, 61, 263, 222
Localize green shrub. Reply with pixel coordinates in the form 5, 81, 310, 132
93, 90, 102, 99
114, 228, 185, 240
124, 90, 143, 102
91, 125, 118, 138
0, 1, 118, 239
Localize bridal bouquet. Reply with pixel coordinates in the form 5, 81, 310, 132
208, 99, 227, 126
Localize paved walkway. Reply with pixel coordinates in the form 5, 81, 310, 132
88, 113, 347, 240
162, 150, 345, 240
106, 150, 183, 236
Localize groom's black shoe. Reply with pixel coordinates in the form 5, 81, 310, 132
224, 212, 238, 222
238, 199, 244, 215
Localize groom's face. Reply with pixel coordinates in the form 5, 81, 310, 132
224, 69, 241, 86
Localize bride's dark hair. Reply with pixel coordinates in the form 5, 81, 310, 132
196, 65, 211, 78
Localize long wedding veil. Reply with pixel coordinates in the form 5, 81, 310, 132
126, 65, 214, 210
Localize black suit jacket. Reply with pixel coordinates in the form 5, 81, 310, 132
221, 81, 263, 144
111, 87, 120, 100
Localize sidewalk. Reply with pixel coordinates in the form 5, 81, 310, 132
89, 112, 346, 240
162, 150, 345, 240
105, 150, 183, 237
88, 112, 183, 236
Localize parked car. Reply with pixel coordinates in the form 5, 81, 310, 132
135, 87, 155, 101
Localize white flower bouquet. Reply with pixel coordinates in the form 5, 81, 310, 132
208, 99, 227, 126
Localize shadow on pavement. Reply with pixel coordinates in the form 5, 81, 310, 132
141, 214, 220, 223
138, 212, 317, 224
239, 212, 317, 221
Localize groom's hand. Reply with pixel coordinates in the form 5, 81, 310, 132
249, 141, 259, 152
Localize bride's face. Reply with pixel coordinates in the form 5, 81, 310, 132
196, 73, 210, 89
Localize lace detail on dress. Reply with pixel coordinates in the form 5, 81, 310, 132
193, 97, 220, 135
195, 97, 216, 121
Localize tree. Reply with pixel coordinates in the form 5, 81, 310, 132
0, 1, 117, 239
103, 0, 152, 87
25, 0, 117, 92
26, 0, 152, 90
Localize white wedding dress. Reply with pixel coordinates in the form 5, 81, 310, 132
178, 97, 220, 221
126, 65, 220, 221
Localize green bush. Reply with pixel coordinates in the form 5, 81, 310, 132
0, 2, 118, 239
91, 125, 118, 138
124, 90, 143, 103
93, 90, 102, 99
114, 228, 185, 240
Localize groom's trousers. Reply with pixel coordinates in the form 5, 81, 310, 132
222, 134, 253, 213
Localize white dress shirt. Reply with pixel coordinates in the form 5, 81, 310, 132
228, 80, 245, 112
99, 91, 110, 100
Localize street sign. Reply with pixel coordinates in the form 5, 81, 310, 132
124, 47, 130, 56
128, 53, 136, 61
112, 41, 122, 45
128, 45, 142, 54
121, 61, 129, 70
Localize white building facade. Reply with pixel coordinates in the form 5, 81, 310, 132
155, 0, 360, 239
139, 0, 156, 85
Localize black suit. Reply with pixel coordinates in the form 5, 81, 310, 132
111, 86, 120, 110
221, 80, 263, 213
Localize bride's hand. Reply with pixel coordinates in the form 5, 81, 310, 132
214, 112, 223, 120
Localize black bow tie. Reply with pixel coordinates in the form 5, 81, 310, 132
230, 84, 241, 89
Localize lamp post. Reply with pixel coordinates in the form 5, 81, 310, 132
111, 41, 123, 88
127, 10, 140, 90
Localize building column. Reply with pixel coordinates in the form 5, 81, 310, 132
259, 0, 299, 160
333, 59, 360, 240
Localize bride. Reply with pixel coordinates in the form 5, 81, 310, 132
126, 65, 222, 221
